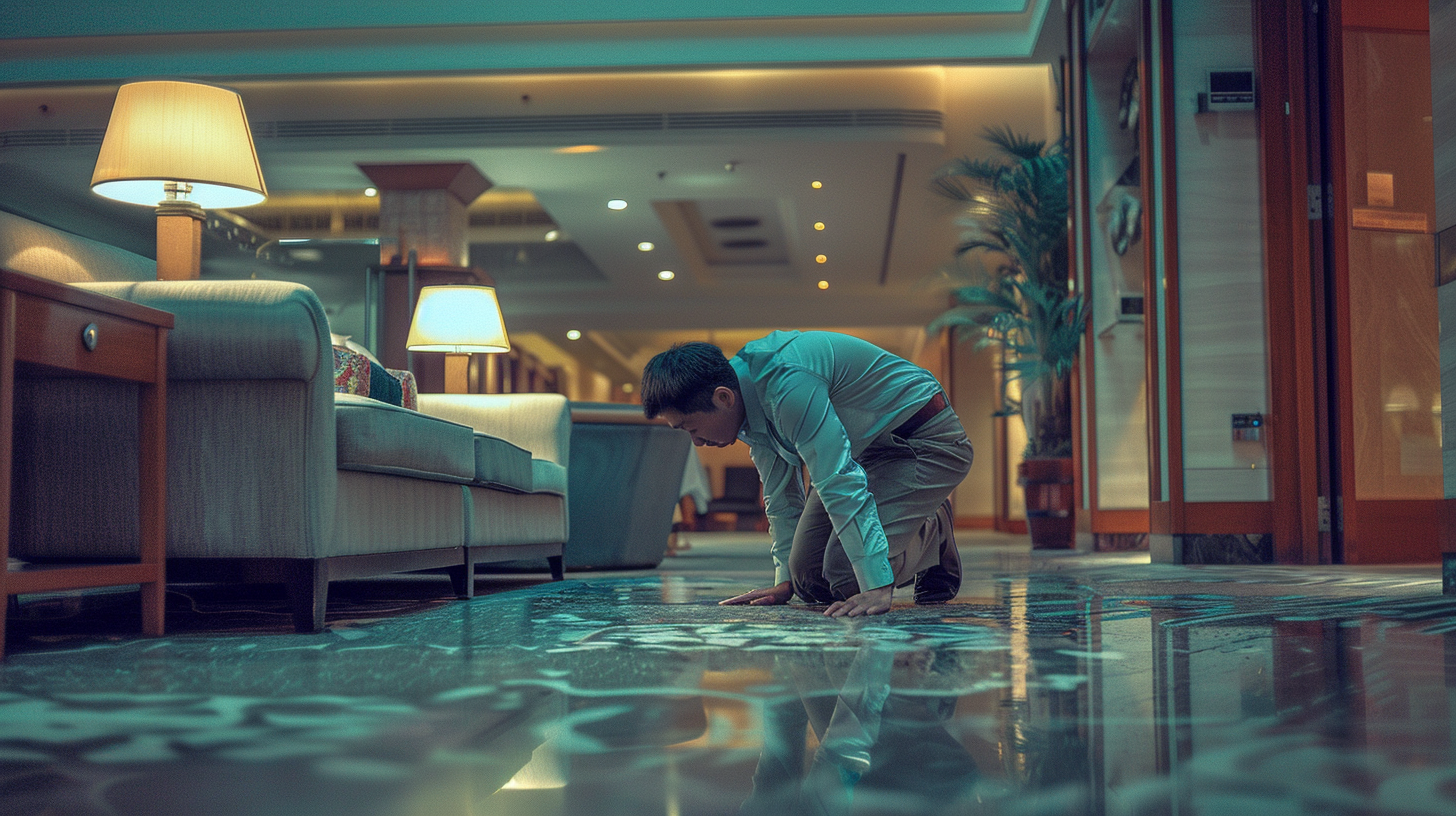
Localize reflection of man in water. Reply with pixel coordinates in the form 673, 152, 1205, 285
741, 642, 979, 814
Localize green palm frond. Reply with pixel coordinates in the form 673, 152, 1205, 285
928, 128, 1083, 457
982, 124, 1047, 161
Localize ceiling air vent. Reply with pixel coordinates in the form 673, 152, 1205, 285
0, 128, 106, 148
2, 110, 943, 150
711, 217, 762, 229
241, 109, 942, 141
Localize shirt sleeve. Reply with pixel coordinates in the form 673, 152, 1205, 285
750, 443, 804, 586
767, 368, 895, 592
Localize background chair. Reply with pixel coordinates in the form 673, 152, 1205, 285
699, 465, 767, 531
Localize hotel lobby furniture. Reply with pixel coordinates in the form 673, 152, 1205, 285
565, 402, 691, 570
2, 209, 567, 634
697, 465, 768, 532
417, 393, 570, 582
1, 268, 173, 657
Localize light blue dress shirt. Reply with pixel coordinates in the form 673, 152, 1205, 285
729, 330, 944, 591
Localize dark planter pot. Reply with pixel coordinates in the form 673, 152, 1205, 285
1017, 457, 1075, 549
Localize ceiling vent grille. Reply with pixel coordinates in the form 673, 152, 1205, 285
2, 110, 941, 149
252, 108, 942, 140
0, 128, 106, 148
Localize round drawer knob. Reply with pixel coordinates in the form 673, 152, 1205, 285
82, 323, 99, 351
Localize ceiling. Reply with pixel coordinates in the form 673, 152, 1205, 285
0, 4, 1067, 388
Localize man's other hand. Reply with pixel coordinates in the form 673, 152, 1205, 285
720, 581, 794, 606
824, 584, 892, 618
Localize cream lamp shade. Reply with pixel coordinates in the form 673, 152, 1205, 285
90, 80, 268, 208
406, 285, 511, 353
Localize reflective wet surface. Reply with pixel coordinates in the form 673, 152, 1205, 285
2, 534, 1455, 815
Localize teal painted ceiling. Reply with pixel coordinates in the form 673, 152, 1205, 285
3, 2, 1030, 38
0, 1, 1051, 85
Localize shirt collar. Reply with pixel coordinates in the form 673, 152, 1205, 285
729, 355, 761, 440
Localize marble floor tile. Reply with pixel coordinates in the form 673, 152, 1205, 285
1, 531, 1453, 815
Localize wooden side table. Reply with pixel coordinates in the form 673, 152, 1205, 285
0, 269, 174, 657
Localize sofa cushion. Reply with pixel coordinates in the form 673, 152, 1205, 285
532, 459, 568, 497
474, 432, 534, 492
335, 393, 475, 484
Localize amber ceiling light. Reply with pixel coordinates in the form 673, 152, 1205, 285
91, 80, 267, 280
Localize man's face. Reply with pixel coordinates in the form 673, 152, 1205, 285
659, 387, 742, 448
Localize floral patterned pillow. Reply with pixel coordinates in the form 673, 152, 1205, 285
332, 346, 417, 409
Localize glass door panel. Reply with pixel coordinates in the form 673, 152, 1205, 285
1084, 0, 1152, 516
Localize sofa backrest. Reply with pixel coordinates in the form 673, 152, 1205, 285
0, 208, 155, 282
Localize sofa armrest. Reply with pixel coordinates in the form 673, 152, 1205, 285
417, 393, 571, 468
69, 279, 338, 557
77, 280, 329, 382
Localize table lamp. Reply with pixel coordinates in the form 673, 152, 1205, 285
405, 285, 511, 393
90, 80, 268, 280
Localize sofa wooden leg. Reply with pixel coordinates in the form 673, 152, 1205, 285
450, 548, 475, 599
548, 554, 565, 581
284, 560, 329, 633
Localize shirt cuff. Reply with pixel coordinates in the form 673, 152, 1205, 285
840, 526, 896, 591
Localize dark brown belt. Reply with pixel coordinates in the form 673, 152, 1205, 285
893, 392, 948, 438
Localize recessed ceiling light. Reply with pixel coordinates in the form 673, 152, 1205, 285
818, 280, 829, 290
364, 187, 378, 197
814, 222, 825, 231
555, 144, 605, 154
544, 229, 560, 242
658, 270, 675, 281
566, 330, 582, 340
815, 254, 828, 264
622, 383, 635, 394
638, 241, 655, 252
608, 199, 628, 210
811, 181, 823, 189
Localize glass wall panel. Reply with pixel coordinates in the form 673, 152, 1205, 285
1342, 30, 1441, 501
1084, 0, 1151, 511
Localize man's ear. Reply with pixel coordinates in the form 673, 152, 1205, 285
712, 386, 737, 410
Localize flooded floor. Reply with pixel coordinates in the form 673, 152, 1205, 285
1, 532, 1454, 815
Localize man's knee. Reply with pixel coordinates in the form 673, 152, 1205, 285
792, 575, 837, 604
788, 554, 834, 602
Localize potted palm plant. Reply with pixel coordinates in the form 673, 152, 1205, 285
928, 127, 1087, 548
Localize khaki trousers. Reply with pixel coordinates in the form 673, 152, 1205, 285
787, 408, 973, 602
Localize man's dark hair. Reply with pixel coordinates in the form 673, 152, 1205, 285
640, 341, 738, 419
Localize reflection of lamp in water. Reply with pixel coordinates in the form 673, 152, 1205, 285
501, 727, 566, 790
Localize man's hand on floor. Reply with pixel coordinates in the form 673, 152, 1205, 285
720, 581, 794, 606
824, 584, 892, 618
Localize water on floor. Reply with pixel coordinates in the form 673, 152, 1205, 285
1, 535, 1454, 816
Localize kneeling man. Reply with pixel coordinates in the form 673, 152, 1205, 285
640, 331, 972, 617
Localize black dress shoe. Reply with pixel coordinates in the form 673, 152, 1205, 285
914, 504, 961, 604
913, 565, 959, 604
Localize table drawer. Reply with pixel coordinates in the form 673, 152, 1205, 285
12, 291, 162, 383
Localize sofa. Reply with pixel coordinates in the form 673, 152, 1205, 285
1, 209, 568, 633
